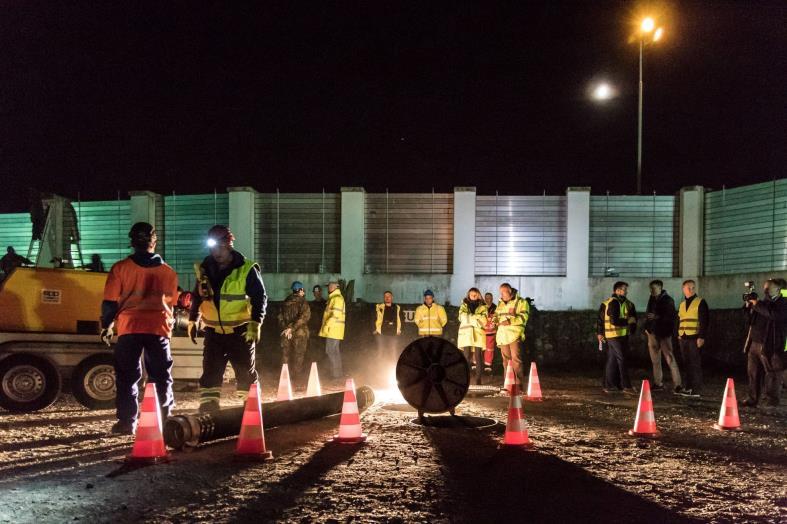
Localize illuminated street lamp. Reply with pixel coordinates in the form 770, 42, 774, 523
592, 82, 614, 101
636, 17, 664, 194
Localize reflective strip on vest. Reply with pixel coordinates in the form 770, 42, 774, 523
678, 297, 703, 337
604, 298, 629, 338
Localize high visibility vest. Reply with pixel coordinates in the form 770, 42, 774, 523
319, 289, 346, 340
495, 296, 529, 346
678, 296, 704, 337
375, 303, 401, 335
603, 297, 631, 339
414, 303, 447, 336
197, 259, 257, 334
457, 302, 488, 349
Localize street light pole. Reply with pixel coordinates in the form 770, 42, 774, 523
637, 38, 644, 195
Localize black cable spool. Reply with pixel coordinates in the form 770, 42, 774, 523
395, 336, 470, 420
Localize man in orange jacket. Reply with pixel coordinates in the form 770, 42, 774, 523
101, 222, 179, 435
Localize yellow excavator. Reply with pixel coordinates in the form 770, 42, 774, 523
0, 196, 203, 412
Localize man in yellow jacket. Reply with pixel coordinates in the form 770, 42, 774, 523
374, 291, 403, 367
319, 280, 346, 380
458, 287, 488, 385
495, 283, 530, 388
414, 289, 448, 337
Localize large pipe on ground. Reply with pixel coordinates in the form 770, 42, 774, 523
164, 386, 375, 450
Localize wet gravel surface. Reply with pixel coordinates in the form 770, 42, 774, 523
0, 370, 785, 523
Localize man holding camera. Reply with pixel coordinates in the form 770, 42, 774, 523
742, 278, 787, 408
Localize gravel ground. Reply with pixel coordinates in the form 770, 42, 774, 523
0, 368, 785, 523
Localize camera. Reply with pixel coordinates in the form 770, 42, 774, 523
742, 281, 758, 303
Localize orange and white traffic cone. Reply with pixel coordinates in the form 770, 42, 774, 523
714, 378, 741, 431
628, 379, 660, 438
502, 385, 534, 448
525, 362, 543, 402
277, 363, 293, 401
502, 361, 519, 396
126, 383, 169, 464
332, 378, 367, 444
306, 362, 322, 397
235, 383, 274, 461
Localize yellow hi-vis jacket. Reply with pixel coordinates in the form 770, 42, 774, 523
319, 288, 345, 340
495, 295, 530, 346
196, 259, 257, 334
602, 296, 635, 339
414, 303, 448, 336
678, 296, 705, 337
375, 303, 401, 335
457, 302, 488, 348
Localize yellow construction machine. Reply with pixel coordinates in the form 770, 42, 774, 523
0, 267, 203, 412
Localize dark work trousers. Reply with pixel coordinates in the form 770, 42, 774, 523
200, 329, 258, 393
281, 332, 309, 380
747, 342, 784, 405
604, 337, 632, 390
462, 346, 483, 385
500, 341, 526, 388
376, 334, 402, 368
679, 337, 703, 393
114, 334, 174, 424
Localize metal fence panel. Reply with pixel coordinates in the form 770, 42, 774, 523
255, 192, 340, 274
365, 192, 454, 274
589, 194, 678, 277
704, 179, 787, 275
475, 194, 567, 276
0, 213, 36, 263
164, 193, 229, 290
74, 199, 131, 268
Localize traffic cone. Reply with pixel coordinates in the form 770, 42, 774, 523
502, 385, 534, 448
332, 378, 367, 444
713, 378, 741, 431
277, 363, 293, 401
628, 379, 660, 438
306, 362, 322, 397
525, 362, 543, 402
502, 361, 519, 395
126, 383, 169, 464
235, 383, 274, 461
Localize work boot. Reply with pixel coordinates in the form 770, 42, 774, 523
740, 397, 757, 407
111, 420, 137, 435
651, 384, 665, 391
673, 385, 685, 395
198, 401, 220, 414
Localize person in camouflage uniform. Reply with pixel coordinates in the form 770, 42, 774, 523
278, 281, 311, 381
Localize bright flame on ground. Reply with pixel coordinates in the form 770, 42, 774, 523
375, 367, 405, 404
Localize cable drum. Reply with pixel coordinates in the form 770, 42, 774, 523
395, 337, 470, 418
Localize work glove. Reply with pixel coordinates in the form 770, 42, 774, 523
100, 325, 114, 346
245, 321, 262, 344
187, 320, 199, 345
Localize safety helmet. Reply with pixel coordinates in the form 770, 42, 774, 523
129, 222, 156, 249
291, 281, 304, 291
206, 225, 235, 248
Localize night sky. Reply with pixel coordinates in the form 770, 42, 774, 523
1, 1, 785, 212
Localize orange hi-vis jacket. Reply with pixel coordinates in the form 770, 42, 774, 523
103, 258, 179, 337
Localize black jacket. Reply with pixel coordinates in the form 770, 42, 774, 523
645, 291, 676, 338
747, 295, 787, 357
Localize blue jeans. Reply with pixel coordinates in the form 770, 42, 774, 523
604, 337, 632, 390
325, 338, 343, 379
114, 334, 174, 424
